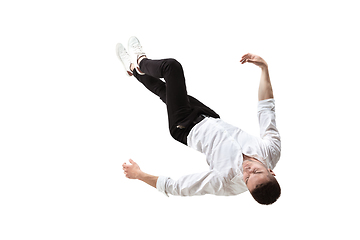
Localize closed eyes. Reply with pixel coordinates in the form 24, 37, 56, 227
246, 170, 262, 184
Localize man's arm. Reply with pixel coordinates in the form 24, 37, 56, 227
240, 53, 274, 101
122, 159, 158, 188
122, 159, 227, 196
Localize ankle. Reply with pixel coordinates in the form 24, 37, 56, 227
137, 55, 147, 65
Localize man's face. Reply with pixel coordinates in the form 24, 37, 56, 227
242, 159, 275, 191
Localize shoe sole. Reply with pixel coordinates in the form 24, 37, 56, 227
116, 43, 133, 77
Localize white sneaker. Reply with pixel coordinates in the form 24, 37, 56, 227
128, 36, 146, 75
116, 43, 133, 77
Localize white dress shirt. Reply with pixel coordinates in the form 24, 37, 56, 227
156, 98, 281, 197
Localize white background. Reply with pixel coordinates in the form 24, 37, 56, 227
1, 0, 359, 239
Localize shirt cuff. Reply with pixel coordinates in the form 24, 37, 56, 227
258, 98, 275, 112
156, 176, 170, 197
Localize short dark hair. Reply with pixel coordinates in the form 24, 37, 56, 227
250, 176, 281, 205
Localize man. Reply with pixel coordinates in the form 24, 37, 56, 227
118, 36, 281, 205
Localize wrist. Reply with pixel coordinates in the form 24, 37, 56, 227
137, 171, 145, 180
260, 63, 268, 71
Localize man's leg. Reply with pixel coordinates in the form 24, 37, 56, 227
133, 58, 220, 144
138, 58, 195, 144
139, 58, 191, 117
127, 37, 218, 144
133, 70, 217, 117
133, 68, 216, 118
127, 36, 188, 113
139, 58, 190, 117
133, 70, 166, 104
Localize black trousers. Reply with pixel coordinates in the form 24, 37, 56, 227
134, 58, 220, 145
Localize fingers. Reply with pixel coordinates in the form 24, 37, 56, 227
240, 58, 251, 64
122, 159, 138, 179
241, 53, 251, 59
241, 53, 249, 59
122, 164, 130, 178
122, 162, 129, 171
122, 159, 133, 178
240, 53, 251, 64
122, 159, 135, 167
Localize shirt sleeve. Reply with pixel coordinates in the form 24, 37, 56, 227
257, 98, 281, 169
156, 170, 226, 197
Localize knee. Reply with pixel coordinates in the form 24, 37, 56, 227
163, 58, 182, 72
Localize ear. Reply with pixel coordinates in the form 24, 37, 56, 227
268, 169, 276, 176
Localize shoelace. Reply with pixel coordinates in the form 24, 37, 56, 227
131, 43, 144, 55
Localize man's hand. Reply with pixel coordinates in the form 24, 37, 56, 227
241, 53, 273, 101
122, 159, 142, 179
240, 53, 268, 69
122, 159, 159, 189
